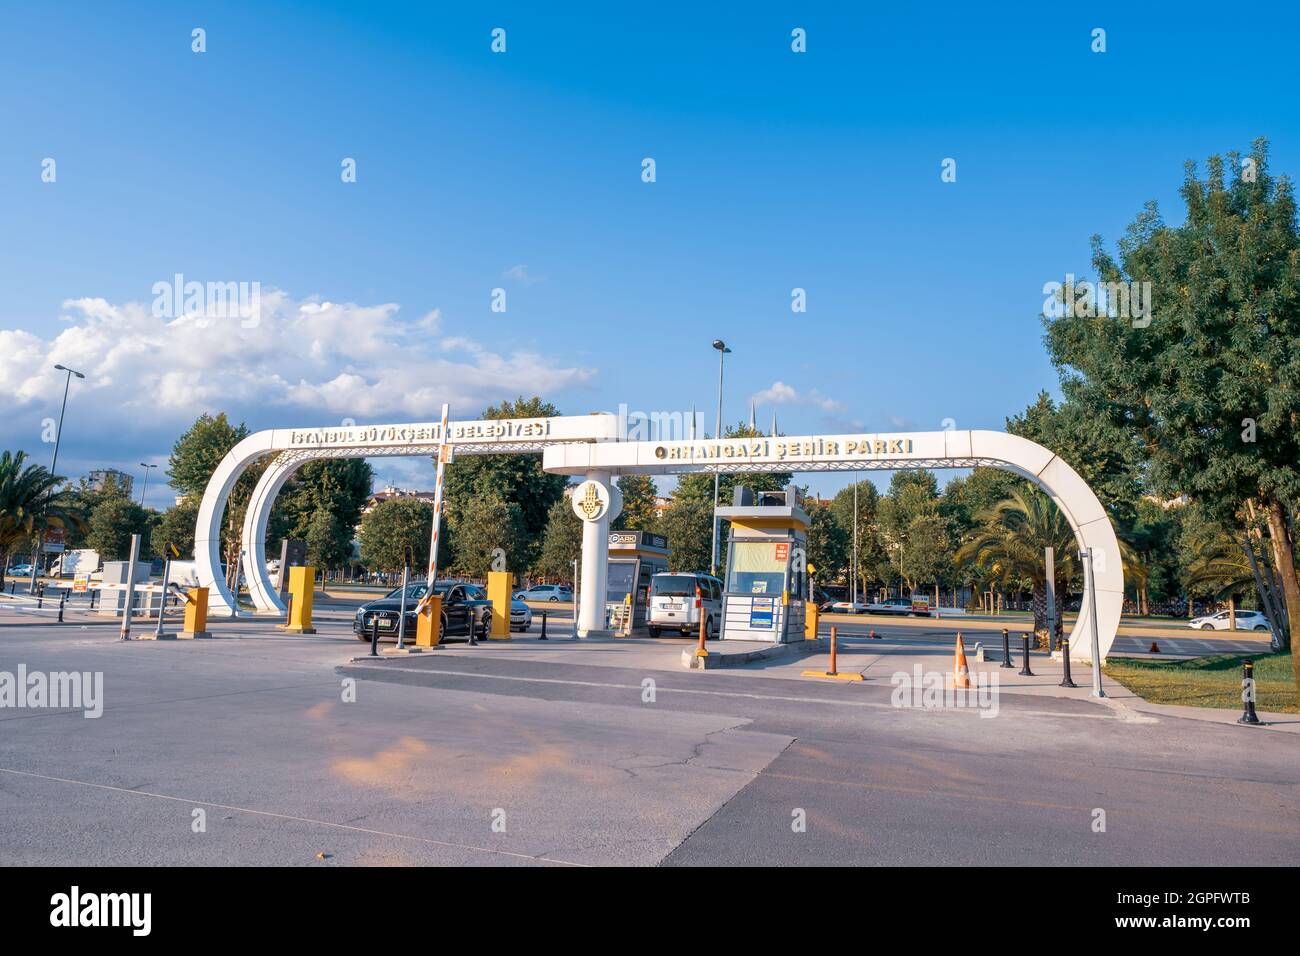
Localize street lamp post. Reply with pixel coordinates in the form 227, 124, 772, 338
32, 364, 85, 591
709, 339, 731, 577
138, 463, 157, 506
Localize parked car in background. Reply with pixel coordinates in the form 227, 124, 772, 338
1187, 609, 1273, 632
867, 598, 920, 616
7, 564, 35, 579
823, 599, 868, 614
512, 584, 573, 602
353, 581, 492, 642
511, 599, 532, 632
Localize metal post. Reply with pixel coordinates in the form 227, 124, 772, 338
709, 340, 729, 576
571, 557, 579, 639
1238, 660, 1261, 725
154, 556, 171, 639
1083, 548, 1106, 698
540, 610, 548, 640
119, 533, 141, 640
1044, 546, 1056, 651
369, 614, 380, 657
1000, 627, 1012, 668
396, 564, 409, 650
57, 590, 66, 623
1019, 633, 1034, 676
828, 626, 838, 676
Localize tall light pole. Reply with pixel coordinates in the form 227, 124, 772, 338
32, 364, 85, 589
138, 463, 157, 506
709, 339, 731, 577
852, 473, 859, 606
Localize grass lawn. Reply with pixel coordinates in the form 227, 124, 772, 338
1104, 650, 1299, 714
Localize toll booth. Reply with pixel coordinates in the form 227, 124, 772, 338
604, 530, 671, 633
718, 485, 809, 643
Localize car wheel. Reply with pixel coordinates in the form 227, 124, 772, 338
648, 626, 661, 638
1201, 623, 1214, 630
549, 596, 560, 602
1254, 624, 1268, 631
704, 617, 714, 641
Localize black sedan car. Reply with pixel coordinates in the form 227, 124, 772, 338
353, 581, 492, 643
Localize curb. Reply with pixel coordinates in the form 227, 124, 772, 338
682, 637, 830, 670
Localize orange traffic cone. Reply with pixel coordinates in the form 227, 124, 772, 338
953, 632, 972, 689
1149, 641, 1161, 654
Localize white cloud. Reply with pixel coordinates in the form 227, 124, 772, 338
752, 380, 844, 414
501, 264, 543, 284
0, 290, 596, 483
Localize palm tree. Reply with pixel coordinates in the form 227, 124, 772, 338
956, 488, 1081, 647
0, 450, 83, 588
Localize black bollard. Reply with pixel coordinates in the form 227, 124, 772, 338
539, 610, 548, 640
1238, 660, 1261, 725
1000, 627, 1013, 668
58, 591, 66, 623
1059, 636, 1077, 688
37, 588, 43, 610
1019, 633, 1035, 676
369, 615, 380, 657
89, 588, 97, 610
469, 610, 480, 646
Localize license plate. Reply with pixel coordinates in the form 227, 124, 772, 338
374, 617, 394, 629
665, 602, 682, 609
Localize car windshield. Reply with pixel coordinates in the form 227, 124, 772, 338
652, 575, 698, 597
384, 583, 450, 601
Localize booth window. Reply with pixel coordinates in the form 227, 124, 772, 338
726, 541, 787, 596
606, 562, 636, 604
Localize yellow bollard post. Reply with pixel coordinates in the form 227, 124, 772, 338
415, 594, 443, 647
179, 587, 211, 639
279, 566, 317, 634
486, 571, 512, 640
804, 601, 820, 639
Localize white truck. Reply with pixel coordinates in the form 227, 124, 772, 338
52, 549, 100, 578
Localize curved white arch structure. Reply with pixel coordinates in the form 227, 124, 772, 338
195, 419, 1122, 662
542, 428, 1124, 663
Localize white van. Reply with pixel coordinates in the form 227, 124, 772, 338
648, 572, 723, 639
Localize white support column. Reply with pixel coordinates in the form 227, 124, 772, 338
574, 471, 620, 638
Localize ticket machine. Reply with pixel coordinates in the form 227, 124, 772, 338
717, 486, 809, 643
604, 530, 671, 633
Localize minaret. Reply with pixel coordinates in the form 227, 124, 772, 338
748, 400, 756, 432
690, 404, 697, 439
770, 412, 778, 437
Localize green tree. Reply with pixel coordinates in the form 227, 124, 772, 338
447, 490, 525, 578
614, 475, 658, 531
956, 488, 1081, 646
656, 498, 713, 574
270, 459, 373, 565
167, 412, 264, 588
879, 471, 951, 595
805, 498, 849, 593
829, 480, 886, 597
358, 498, 434, 573
154, 498, 198, 559
534, 495, 582, 581
441, 397, 569, 568
1042, 139, 1300, 697
85, 491, 154, 561
0, 451, 83, 587
304, 509, 351, 572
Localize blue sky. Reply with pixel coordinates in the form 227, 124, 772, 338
1, 1, 1296, 506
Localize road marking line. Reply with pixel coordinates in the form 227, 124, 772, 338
0, 766, 586, 866
344, 664, 1126, 720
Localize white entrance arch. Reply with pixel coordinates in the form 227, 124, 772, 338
543, 428, 1123, 663
194, 415, 621, 617
194, 418, 1122, 662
